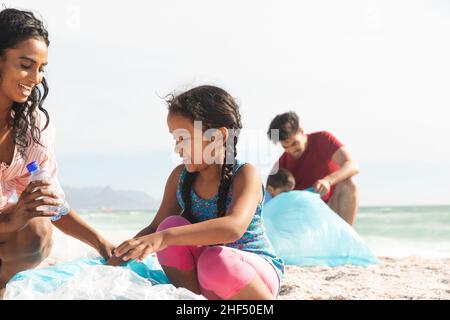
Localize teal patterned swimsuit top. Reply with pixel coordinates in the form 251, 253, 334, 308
176, 160, 284, 280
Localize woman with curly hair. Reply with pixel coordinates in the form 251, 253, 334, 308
0, 8, 115, 298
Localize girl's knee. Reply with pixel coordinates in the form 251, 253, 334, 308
157, 215, 191, 232
156, 216, 197, 271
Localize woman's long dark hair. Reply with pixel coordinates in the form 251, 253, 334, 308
0, 8, 50, 158
167, 85, 243, 223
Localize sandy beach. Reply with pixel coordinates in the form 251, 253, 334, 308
6, 226, 449, 300
278, 257, 450, 300
36, 255, 450, 300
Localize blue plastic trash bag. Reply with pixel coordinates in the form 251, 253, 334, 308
263, 190, 273, 205
3, 256, 206, 299
263, 190, 378, 266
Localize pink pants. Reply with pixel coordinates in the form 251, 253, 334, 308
156, 215, 279, 300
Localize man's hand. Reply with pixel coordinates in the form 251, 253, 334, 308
313, 179, 331, 197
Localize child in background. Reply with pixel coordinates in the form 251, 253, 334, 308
109, 85, 284, 300
266, 168, 296, 198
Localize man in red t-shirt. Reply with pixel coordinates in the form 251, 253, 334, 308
267, 111, 360, 225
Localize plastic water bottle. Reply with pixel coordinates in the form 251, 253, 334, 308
26, 161, 70, 221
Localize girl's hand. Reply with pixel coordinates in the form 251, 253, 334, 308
113, 232, 168, 263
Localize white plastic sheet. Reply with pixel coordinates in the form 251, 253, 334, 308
5, 265, 204, 300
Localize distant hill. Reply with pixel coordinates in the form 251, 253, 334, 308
62, 185, 160, 211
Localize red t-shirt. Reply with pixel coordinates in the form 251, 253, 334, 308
277, 131, 343, 202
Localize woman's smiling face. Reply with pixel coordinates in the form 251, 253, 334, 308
0, 38, 48, 106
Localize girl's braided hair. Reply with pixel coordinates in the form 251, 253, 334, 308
167, 85, 242, 222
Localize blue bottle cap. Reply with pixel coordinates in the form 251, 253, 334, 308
26, 161, 40, 173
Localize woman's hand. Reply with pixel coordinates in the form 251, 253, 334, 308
113, 232, 168, 263
105, 255, 126, 266
9, 180, 62, 232
96, 239, 116, 261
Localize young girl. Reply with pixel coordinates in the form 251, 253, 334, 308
0, 8, 114, 297
111, 85, 284, 300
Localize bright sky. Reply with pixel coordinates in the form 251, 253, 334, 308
5, 0, 450, 205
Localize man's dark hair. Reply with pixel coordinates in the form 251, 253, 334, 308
267, 168, 296, 191
267, 111, 300, 143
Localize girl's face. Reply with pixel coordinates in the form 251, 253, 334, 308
167, 112, 227, 173
0, 38, 48, 107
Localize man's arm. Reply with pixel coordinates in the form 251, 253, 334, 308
313, 147, 359, 196
52, 210, 115, 260
325, 147, 359, 186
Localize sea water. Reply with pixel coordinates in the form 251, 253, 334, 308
354, 206, 450, 258
72, 206, 450, 259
